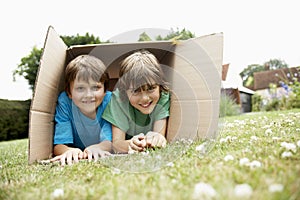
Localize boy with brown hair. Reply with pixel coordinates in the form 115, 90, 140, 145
51, 55, 112, 165
103, 50, 170, 153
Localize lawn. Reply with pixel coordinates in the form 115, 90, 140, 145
1, 109, 299, 200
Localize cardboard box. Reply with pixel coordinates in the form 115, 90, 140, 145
28, 26, 223, 164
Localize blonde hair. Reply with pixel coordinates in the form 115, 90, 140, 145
117, 50, 169, 97
64, 55, 109, 95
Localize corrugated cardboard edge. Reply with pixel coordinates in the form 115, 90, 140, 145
28, 26, 68, 164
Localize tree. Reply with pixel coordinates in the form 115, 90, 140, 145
155, 27, 195, 41
60, 33, 109, 46
239, 59, 289, 88
138, 32, 152, 41
13, 33, 106, 91
263, 59, 288, 70
138, 28, 195, 42
13, 46, 43, 90
239, 64, 264, 88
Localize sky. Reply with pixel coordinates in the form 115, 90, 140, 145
0, 0, 299, 100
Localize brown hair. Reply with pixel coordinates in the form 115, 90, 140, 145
64, 55, 109, 95
117, 50, 169, 98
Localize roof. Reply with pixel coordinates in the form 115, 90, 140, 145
253, 67, 300, 90
221, 64, 255, 94
238, 85, 255, 94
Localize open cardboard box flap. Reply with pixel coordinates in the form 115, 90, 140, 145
28, 26, 223, 164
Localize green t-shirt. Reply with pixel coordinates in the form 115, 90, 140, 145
102, 89, 170, 139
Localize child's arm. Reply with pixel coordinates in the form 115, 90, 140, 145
153, 118, 167, 135
112, 125, 145, 153
51, 144, 84, 166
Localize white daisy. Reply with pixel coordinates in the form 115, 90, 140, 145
234, 184, 253, 198
268, 184, 284, 193
193, 182, 217, 199
52, 188, 64, 198
224, 154, 234, 162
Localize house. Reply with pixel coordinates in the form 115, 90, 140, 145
253, 67, 300, 100
221, 64, 254, 113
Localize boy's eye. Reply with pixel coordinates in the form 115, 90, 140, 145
132, 88, 141, 95
148, 85, 158, 92
92, 85, 101, 91
76, 87, 85, 92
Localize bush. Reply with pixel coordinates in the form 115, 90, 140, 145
219, 94, 241, 117
253, 78, 300, 112
252, 93, 263, 111
265, 98, 280, 111
0, 99, 31, 141
288, 79, 300, 108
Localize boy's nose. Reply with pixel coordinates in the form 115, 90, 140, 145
141, 92, 150, 100
86, 89, 94, 97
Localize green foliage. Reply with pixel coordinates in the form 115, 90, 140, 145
155, 27, 195, 41
286, 79, 300, 108
0, 99, 30, 141
265, 98, 280, 111
155, 35, 163, 40
13, 33, 104, 92
138, 32, 152, 41
60, 33, 107, 46
263, 58, 288, 70
13, 46, 42, 90
219, 94, 241, 117
290, 78, 300, 97
239, 64, 265, 88
251, 93, 263, 112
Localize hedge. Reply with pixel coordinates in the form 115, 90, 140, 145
0, 99, 31, 141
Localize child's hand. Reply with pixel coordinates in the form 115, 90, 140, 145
129, 133, 147, 152
145, 131, 167, 148
84, 144, 112, 162
50, 148, 84, 166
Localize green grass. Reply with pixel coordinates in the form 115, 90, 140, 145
1, 109, 300, 200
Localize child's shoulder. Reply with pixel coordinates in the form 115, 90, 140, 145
102, 90, 112, 105
105, 90, 112, 99
57, 91, 70, 102
161, 91, 170, 98
58, 91, 68, 98
158, 91, 170, 106
55, 91, 72, 110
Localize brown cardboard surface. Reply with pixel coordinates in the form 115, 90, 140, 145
28, 26, 67, 164
28, 26, 223, 164
28, 111, 54, 163
31, 26, 68, 113
166, 99, 220, 142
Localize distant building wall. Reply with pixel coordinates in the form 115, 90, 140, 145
221, 88, 253, 113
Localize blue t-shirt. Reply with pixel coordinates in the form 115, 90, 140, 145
53, 91, 112, 150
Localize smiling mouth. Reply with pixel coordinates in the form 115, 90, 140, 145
82, 100, 95, 104
139, 101, 152, 108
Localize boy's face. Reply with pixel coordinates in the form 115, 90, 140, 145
126, 83, 160, 114
69, 78, 105, 119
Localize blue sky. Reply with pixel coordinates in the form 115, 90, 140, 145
0, 0, 299, 100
